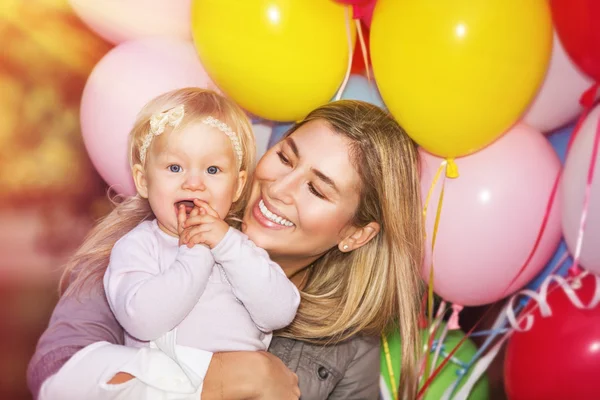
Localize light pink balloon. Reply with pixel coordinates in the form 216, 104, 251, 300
522, 33, 594, 133
561, 105, 600, 273
69, 0, 191, 44
81, 38, 221, 195
421, 124, 562, 306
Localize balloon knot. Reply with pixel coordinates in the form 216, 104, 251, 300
569, 266, 587, 289
579, 82, 599, 108
569, 264, 583, 278
447, 304, 463, 330
445, 158, 459, 178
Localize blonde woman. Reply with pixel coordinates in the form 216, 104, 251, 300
28, 100, 424, 400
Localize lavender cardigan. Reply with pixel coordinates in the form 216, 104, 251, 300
28, 280, 381, 399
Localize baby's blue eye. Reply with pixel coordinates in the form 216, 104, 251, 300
169, 164, 182, 173
207, 166, 220, 175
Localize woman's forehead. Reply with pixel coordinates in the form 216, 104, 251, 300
287, 121, 361, 192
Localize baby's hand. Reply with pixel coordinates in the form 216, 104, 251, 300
177, 204, 193, 247
180, 199, 229, 249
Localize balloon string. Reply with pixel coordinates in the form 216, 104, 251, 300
449, 271, 600, 400
418, 152, 557, 397
421, 85, 599, 399
419, 85, 599, 398
420, 160, 448, 384
421, 301, 448, 374
502, 88, 598, 293
418, 278, 515, 399
381, 334, 398, 400
546, 251, 571, 280
421, 160, 447, 321
383, 301, 449, 400
570, 113, 600, 275
355, 19, 371, 83
334, 6, 353, 101
468, 328, 510, 338
418, 302, 450, 395
501, 169, 560, 294
428, 322, 450, 380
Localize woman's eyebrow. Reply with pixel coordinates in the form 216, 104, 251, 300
285, 137, 300, 157
311, 168, 339, 193
286, 137, 339, 193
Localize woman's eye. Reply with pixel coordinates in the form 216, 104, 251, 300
308, 183, 325, 199
276, 151, 290, 166
168, 164, 182, 173
207, 166, 220, 175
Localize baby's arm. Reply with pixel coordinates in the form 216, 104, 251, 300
212, 228, 300, 332
104, 226, 215, 341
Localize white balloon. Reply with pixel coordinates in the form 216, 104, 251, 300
523, 33, 594, 133
69, 0, 191, 44
561, 105, 600, 273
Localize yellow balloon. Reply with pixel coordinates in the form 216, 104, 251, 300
371, 0, 552, 158
192, 0, 354, 122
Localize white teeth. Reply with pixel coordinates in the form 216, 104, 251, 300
259, 200, 294, 227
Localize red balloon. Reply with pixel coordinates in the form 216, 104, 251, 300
351, 25, 371, 74
550, 0, 600, 81
334, 0, 375, 28
504, 274, 600, 399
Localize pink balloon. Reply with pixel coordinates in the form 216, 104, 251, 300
561, 105, 600, 273
81, 38, 221, 195
522, 33, 594, 133
69, 0, 191, 44
421, 124, 562, 306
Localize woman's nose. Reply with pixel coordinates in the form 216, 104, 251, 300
182, 174, 206, 191
269, 171, 298, 205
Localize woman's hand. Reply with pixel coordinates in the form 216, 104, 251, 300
202, 351, 300, 400
107, 351, 300, 400
252, 352, 301, 400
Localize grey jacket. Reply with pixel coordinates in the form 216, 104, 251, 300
27, 284, 381, 400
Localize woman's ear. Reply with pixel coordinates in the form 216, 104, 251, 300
233, 170, 248, 202
338, 222, 380, 252
132, 164, 149, 199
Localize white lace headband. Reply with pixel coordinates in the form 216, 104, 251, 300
138, 105, 243, 167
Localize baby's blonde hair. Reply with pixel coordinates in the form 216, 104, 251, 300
60, 88, 255, 295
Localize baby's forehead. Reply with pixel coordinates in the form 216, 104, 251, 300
155, 122, 226, 145
152, 124, 235, 159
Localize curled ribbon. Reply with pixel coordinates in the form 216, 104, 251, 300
506, 272, 600, 332
333, 6, 353, 102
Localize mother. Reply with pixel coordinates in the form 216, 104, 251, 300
28, 100, 424, 399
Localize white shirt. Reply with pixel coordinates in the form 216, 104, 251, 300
102, 220, 300, 392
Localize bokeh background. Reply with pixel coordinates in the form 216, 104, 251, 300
3, 0, 599, 399
0, 1, 112, 398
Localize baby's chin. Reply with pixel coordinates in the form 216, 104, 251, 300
156, 221, 180, 238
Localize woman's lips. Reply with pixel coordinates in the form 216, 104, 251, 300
251, 198, 291, 230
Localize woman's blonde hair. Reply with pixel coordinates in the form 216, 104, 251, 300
60, 87, 255, 295
277, 100, 425, 398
